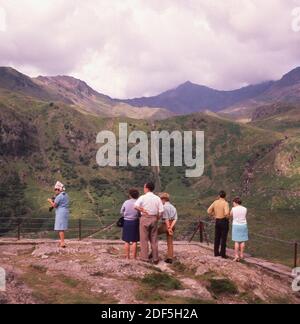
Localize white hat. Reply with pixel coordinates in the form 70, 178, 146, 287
54, 181, 65, 191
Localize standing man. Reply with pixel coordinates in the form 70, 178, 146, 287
135, 182, 164, 265
207, 191, 230, 259
158, 193, 178, 264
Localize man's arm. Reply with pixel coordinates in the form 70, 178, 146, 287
134, 197, 142, 211
170, 208, 178, 229
158, 200, 164, 220
225, 202, 230, 218
135, 197, 150, 216
207, 202, 215, 216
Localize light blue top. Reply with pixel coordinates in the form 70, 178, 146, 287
55, 192, 70, 209
121, 199, 139, 221
54, 192, 69, 231
162, 202, 178, 221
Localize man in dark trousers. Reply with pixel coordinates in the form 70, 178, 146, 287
207, 191, 230, 259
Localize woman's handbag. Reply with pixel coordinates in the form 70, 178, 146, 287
117, 217, 124, 228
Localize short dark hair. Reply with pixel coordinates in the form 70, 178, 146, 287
129, 188, 140, 200
145, 182, 155, 192
219, 191, 227, 199
233, 197, 242, 205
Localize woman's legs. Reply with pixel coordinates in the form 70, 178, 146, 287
240, 242, 246, 259
167, 233, 174, 260
234, 242, 240, 257
59, 231, 65, 247
234, 242, 241, 261
124, 243, 130, 259
124, 242, 138, 259
132, 242, 137, 259
234, 242, 246, 261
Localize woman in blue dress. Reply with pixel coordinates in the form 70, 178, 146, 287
230, 197, 249, 262
48, 181, 70, 248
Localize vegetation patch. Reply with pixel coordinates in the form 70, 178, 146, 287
208, 278, 239, 297
171, 261, 196, 277
239, 292, 264, 304
135, 288, 164, 303
60, 275, 81, 288
29, 264, 48, 273
142, 273, 182, 291
135, 287, 214, 304
22, 267, 117, 304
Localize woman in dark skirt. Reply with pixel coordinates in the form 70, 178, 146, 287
120, 189, 140, 259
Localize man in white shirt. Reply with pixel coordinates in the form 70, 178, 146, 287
135, 182, 164, 264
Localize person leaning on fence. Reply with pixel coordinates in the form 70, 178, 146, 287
158, 193, 178, 264
120, 188, 141, 260
230, 197, 249, 262
207, 191, 230, 259
47, 181, 70, 248
134, 182, 164, 265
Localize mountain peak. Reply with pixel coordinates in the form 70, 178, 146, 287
0, 66, 46, 96
182, 81, 194, 86
0, 66, 31, 79
177, 81, 200, 89
35, 75, 100, 99
277, 66, 300, 87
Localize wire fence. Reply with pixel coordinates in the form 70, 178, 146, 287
0, 216, 299, 268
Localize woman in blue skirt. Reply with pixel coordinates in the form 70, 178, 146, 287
120, 189, 140, 259
230, 197, 248, 262
48, 181, 70, 248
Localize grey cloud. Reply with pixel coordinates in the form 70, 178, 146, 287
0, 0, 299, 98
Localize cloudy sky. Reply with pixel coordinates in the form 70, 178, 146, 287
0, 0, 300, 98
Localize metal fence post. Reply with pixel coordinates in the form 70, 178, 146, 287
294, 241, 298, 269
78, 219, 82, 241
199, 222, 204, 243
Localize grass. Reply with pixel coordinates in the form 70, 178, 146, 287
135, 289, 164, 303
22, 265, 117, 304
29, 264, 48, 273
60, 275, 81, 288
171, 260, 196, 277
135, 288, 214, 304
135, 286, 214, 304
239, 292, 264, 304
207, 279, 239, 297
141, 273, 183, 291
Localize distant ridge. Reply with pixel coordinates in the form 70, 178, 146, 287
0, 67, 173, 120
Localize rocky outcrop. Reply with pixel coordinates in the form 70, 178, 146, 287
0, 240, 298, 304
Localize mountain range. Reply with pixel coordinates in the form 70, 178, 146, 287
121, 67, 300, 121
120, 80, 274, 115
0, 67, 173, 120
1, 66, 300, 121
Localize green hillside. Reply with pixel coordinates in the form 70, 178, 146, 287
0, 91, 299, 265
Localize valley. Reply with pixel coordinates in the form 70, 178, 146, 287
0, 66, 299, 267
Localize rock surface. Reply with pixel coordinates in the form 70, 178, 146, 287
0, 240, 299, 304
